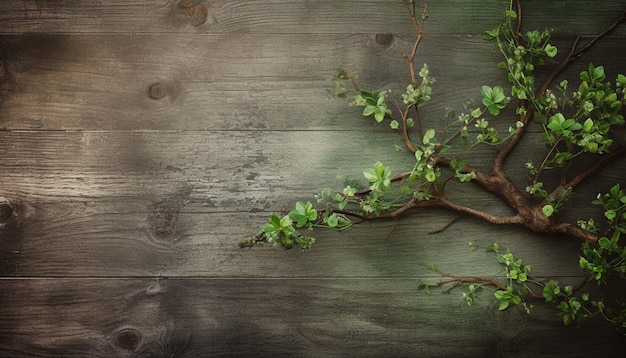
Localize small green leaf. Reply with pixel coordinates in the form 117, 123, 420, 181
414, 150, 424, 162
425, 170, 436, 182
548, 113, 565, 131
486, 103, 501, 116
485, 27, 500, 40
505, 10, 517, 19
281, 236, 293, 249
544, 44, 557, 58
592, 65, 605, 81
374, 109, 386, 122
423, 129, 436, 145
390, 120, 399, 129
491, 86, 505, 103
598, 237, 612, 250
326, 213, 339, 228
604, 209, 616, 221
481, 85, 493, 101
542, 204, 554, 217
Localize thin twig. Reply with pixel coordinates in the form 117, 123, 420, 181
514, 0, 522, 46
547, 146, 626, 199
385, 219, 399, 240
428, 214, 463, 234
355, 172, 412, 196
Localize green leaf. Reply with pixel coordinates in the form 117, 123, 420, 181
481, 85, 493, 100
281, 236, 293, 249
545, 44, 557, 58
592, 65, 606, 81
604, 209, 616, 221
486, 103, 501, 116
390, 120, 399, 129
425, 170, 436, 182
288, 201, 318, 227
505, 10, 517, 19
485, 27, 500, 40
363, 168, 378, 182
470, 108, 482, 119
326, 213, 339, 228
542, 204, 555, 217
548, 113, 565, 131
423, 129, 436, 145
362, 106, 376, 116
374, 109, 386, 122
294, 236, 316, 249
491, 86, 505, 103
364, 161, 392, 190
598, 237, 612, 250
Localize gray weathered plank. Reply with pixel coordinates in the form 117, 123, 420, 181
0, 130, 622, 209
1, 34, 624, 131
0, 204, 592, 278
1, 0, 624, 36
0, 130, 622, 277
0, 278, 624, 357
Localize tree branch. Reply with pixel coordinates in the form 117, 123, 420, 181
547, 146, 626, 200
494, 9, 626, 172
438, 196, 523, 226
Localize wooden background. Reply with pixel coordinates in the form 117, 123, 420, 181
1, 0, 625, 356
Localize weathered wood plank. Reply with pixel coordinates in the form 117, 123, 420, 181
1, 34, 624, 131
0, 278, 624, 357
1, 0, 624, 36
0, 130, 622, 277
0, 205, 591, 278
0, 130, 622, 209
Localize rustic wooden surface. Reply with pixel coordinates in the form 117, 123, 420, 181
1, 0, 625, 356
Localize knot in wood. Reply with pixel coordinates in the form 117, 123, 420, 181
180, 1, 208, 26
0, 197, 14, 224
375, 33, 394, 45
114, 328, 142, 351
148, 83, 167, 100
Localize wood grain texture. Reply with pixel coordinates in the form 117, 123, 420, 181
1, 0, 625, 35
1, 0, 626, 356
1, 278, 624, 357
0, 129, 622, 279
1, 34, 625, 131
